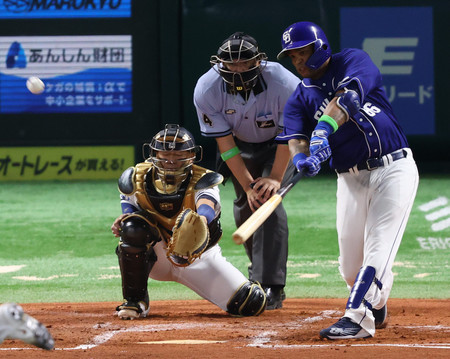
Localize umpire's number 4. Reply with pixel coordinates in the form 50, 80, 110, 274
203, 114, 213, 127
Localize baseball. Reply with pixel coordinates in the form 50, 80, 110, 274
26, 76, 45, 95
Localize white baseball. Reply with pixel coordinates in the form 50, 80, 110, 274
26, 76, 45, 95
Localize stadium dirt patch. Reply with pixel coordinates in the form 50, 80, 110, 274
1, 298, 449, 358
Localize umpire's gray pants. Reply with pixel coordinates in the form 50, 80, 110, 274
231, 138, 295, 287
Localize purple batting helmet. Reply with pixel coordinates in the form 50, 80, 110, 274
277, 21, 331, 70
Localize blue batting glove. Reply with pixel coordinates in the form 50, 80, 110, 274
310, 121, 334, 162
293, 153, 321, 177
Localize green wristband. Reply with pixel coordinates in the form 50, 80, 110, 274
221, 146, 241, 161
319, 115, 339, 133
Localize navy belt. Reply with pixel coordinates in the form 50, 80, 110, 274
335, 149, 408, 174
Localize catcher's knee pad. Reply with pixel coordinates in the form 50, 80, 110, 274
346, 266, 382, 310
227, 280, 267, 317
120, 211, 161, 248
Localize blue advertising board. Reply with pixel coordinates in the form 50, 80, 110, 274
0, 35, 132, 113
0, 0, 131, 18
340, 7, 434, 135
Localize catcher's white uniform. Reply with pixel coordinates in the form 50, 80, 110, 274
121, 178, 248, 311
116, 163, 266, 316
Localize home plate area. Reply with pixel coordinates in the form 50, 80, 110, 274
0, 299, 449, 359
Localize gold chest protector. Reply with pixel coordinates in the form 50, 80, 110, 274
132, 163, 209, 242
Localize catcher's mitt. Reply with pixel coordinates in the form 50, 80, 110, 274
167, 208, 210, 267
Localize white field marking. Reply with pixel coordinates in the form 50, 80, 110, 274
12, 274, 78, 281
294, 273, 321, 279
414, 273, 432, 278
279, 311, 342, 331
393, 261, 417, 268
432, 218, 450, 231
419, 197, 448, 212
100, 266, 120, 270
3, 343, 450, 351
425, 206, 450, 221
246, 343, 450, 350
302, 310, 341, 323
248, 331, 278, 346
139, 339, 227, 344
287, 260, 339, 267
98, 274, 121, 279
1, 320, 449, 351
403, 325, 450, 331
0, 265, 25, 273
64, 323, 217, 351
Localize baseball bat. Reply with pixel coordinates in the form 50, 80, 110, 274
232, 168, 305, 244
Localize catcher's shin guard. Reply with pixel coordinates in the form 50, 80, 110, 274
116, 244, 157, 303
227, 280, 267, 317
117, 211, 160, 302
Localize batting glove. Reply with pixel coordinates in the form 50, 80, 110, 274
293, 153, 321, 177
310, 121, 334, 162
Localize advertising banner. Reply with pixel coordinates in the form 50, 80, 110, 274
0, 35, 132, 113
0, 0, 131, 18
0, 146, 134, 180
340, 7, 434, 135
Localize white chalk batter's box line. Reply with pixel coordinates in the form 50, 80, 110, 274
1, 319, 449, 351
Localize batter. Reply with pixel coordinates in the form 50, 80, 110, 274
276, 21, 419, 339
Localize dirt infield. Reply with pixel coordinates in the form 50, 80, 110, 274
1, 298, 449, 358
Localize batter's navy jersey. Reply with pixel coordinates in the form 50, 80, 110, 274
194, 61, 301, 143
276, 48, 409, 170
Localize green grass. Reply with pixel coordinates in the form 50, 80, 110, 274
0, 174, 449, 303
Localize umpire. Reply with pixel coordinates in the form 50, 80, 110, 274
194, 32, 300, 309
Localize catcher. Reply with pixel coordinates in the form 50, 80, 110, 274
111, 124, 267, 320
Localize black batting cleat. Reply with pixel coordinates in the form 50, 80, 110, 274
372, 304, 388, 329
320, 317, 372, 340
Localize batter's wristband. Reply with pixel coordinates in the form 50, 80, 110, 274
197, 204, 215, 224
318, 115, 339, 133
221, 146, 241, 161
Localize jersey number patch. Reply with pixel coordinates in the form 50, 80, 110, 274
203, 114, 213, 127
362, 102, 381, 117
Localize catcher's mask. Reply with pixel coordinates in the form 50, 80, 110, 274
210, 32, 267, 97
143, 124, 202, 194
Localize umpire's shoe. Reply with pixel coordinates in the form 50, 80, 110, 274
319, 317, 372, 340
0, 303, 54, 350
263, 286, 286, 310
116, 299, 150, 320
372, 304, 388, 329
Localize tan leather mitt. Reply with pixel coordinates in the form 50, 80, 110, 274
167, 208, 210, 267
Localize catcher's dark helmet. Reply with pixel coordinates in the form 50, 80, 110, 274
143, 124, 202, 193
210, 32, 267, 93
277, 21, 331, 70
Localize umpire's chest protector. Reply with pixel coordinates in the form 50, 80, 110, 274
132, 163, 208, 241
